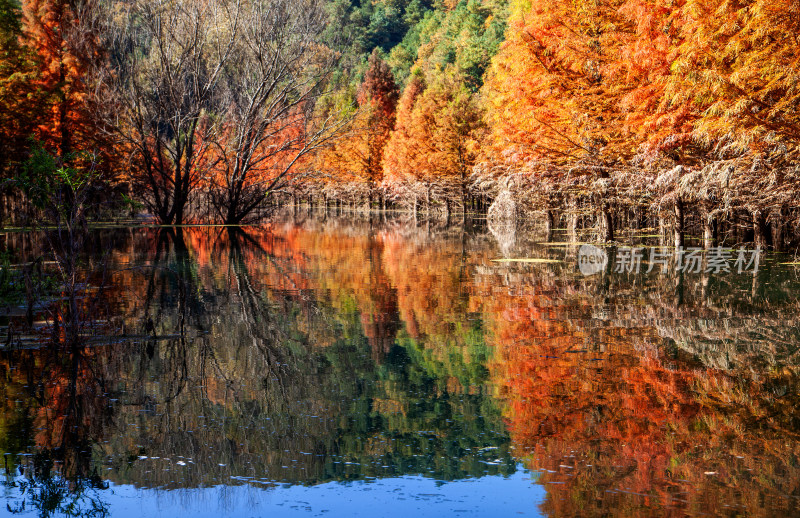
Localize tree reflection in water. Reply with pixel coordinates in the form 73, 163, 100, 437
0, 218, 800, 516
1, 220, 513, 515
479, 242, 800, 517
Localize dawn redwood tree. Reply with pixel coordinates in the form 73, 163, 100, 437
481, 0, 682, 240
316, 49, 398, 207
483, 0, 637, 165
22, 0, 86, 157
356, 49, 399, 206
665, 0, 800, 151
382, 70, 429, 209
0, 0, 105, 172
384, 66, 484, 216
617, 0, 692, 152
416, 69, 485, 215
382, 71, 427, 184
655, 0, 800, 247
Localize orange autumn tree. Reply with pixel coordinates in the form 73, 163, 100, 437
483, 0, 635, 166
0, 0, 41, 174
382, 70, 427, 208
649, 0, 800, 248
614, 0, 694, 155
355, 49, 399, 207
665, 0, 800, 152
1, 0, 111, 184
20, 0, 101, 160
383, 65, 485, 216
476, 0, 707, 242
316, 50, 399, 207
477, 0, 640, 240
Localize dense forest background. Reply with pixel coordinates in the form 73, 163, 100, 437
1, 0, 799, 248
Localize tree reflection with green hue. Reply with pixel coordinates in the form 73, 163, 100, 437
3, 219, 800, 517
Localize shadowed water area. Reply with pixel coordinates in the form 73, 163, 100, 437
1, 216, 799, 517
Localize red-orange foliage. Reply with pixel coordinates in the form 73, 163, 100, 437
202, 110, 311, 223
483, 0, 637, 165
382, 71, 427, 188
481, 278, 800, 516
663, 0, 800, 150
316, 51, 399, 200
383, 66, 485, 208
20, 0, 101, 159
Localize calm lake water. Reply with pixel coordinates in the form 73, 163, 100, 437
1, 215, 800, 517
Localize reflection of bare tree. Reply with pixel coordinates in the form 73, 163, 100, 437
89, 226, 350, 489
125, 228, 192, 406
217, 227, 294, 399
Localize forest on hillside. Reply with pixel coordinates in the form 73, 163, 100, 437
1, 0, 799, 248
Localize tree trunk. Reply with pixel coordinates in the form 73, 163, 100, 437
545, 210, 555, 242
567, 201, 578, 243
634, 207, 645, 230
702, 205, 715, 249
462, 187, 469, 225
600, 207, 614, 242
773, 205, 785, 252
753, 209, 768, 249
673, 198, 684, 248
425, 187, 431, 218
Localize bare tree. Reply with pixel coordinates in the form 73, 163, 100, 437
98, 0, 241, 224
97, 0, 348, 224
208, 0, 349, 224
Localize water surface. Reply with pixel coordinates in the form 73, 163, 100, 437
1, 217, 799, 516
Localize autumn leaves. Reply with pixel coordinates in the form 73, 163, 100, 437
2, 0, 799, 237
326, 0, 799, 247
479, 0, 800, 245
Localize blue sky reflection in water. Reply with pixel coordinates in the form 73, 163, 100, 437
2, 219, 800, 516
74, 470, 544, 517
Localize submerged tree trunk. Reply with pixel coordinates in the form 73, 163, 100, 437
753, 209, 768, 249
567, 200, 578, 243
674, 198, 684, 248
702, 205, 715, 249
461, 185, 469, 225
658, 215, 666, 246
600, 206, 614, 242
544, 210, 555, 242
425, 186, 431, 218
773, 205, 785, 252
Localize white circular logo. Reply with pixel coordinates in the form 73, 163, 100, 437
578, 244, 608, 276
